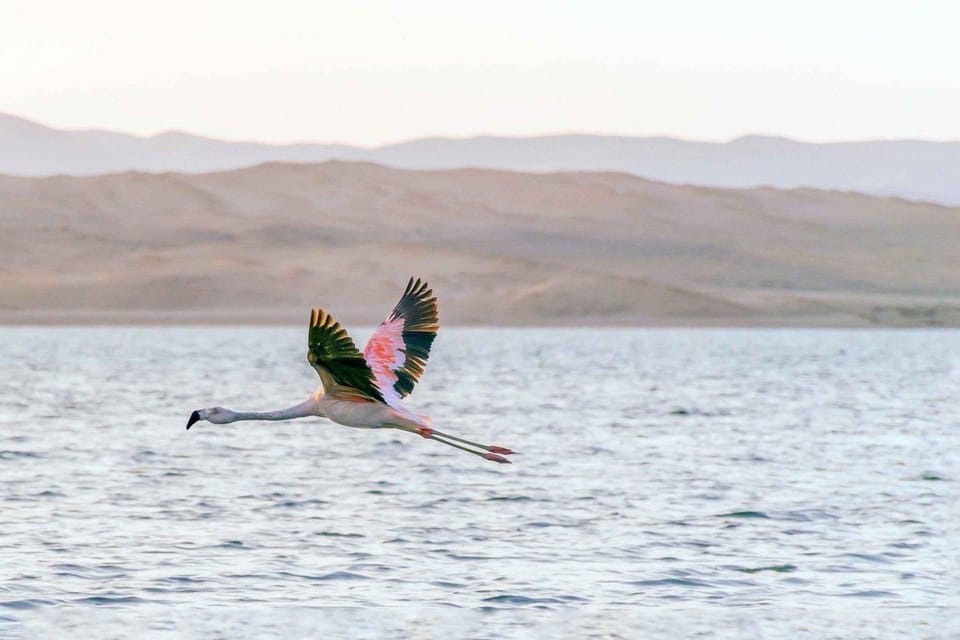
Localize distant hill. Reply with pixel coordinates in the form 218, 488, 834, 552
3, 112, 960, 205
1, 161, 958, 326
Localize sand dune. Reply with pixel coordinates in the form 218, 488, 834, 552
4, 112, 960, 204
1, 161, 958, 326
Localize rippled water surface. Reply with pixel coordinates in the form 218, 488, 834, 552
1, 327, 958, 638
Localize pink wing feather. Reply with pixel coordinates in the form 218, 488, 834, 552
363, 278, 439, 405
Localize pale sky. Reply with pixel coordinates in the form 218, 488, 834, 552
2, 0, 959, 145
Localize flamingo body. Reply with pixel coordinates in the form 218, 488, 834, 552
316, 395, 421, 431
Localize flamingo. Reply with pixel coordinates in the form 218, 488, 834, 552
186, 278, 514, 463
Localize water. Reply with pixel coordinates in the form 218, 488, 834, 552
0, 327, 957, 638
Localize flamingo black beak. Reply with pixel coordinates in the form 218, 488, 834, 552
186, 410, 201, 430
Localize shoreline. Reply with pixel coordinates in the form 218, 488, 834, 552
0, 309, 954, 328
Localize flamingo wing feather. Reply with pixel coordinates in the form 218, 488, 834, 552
307, 308, 385, 403
363, 277, 439, 402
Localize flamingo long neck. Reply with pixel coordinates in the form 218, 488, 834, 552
227, 398, 316, 423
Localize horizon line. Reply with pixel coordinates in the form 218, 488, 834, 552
3, 110, 960, 148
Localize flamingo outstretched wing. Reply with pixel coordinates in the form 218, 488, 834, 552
363, 277, 439, 405
308, 308, 385, 402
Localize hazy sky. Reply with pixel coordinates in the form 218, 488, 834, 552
2, 0, 959, 145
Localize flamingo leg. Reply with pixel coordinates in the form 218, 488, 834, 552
419, 427, 515, 456
428, 433, 511, 464
391, 426, 512, 463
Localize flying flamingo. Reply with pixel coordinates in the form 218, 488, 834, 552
186, 278, 514, 463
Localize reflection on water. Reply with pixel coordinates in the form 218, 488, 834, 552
0, 327, 957, 638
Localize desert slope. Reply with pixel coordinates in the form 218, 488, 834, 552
1, 161, 958, 326
3, 113, 960, 204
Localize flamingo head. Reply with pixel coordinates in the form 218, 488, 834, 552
186, 406, 233, 429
